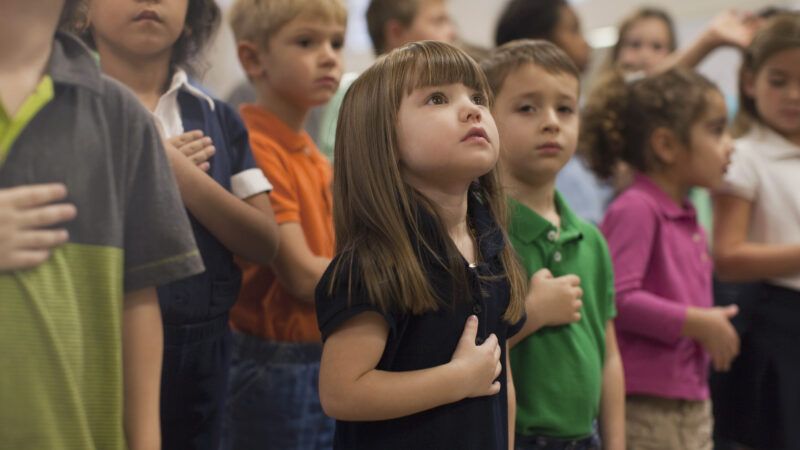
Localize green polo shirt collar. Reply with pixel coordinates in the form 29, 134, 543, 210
509, 191, 583, 245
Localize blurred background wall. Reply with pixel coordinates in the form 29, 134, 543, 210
200, 0, 800, 104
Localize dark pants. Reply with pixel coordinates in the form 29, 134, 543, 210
160, 314, 232, 450
516, 430, 601, 450
222, 332, 334, 450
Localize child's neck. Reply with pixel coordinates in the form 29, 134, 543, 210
0, 4, 59, 115
96, 43, 172, 112
647, 170, 690, 207
255, 86, 309, 133
506, 175, 560, 228
412, 181, 475, 263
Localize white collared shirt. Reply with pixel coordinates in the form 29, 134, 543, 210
153, 69, 216, 139
152, 69, 272, 199
721, 124, 800, 290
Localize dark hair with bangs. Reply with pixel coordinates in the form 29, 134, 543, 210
481, 39, 580, 97
68, 0, 221, 74
328, 40, 526, 323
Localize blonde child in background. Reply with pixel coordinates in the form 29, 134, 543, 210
316, 40, 527, 450
713, 12, 800, 450
582, 68, 736, 449
224, 0, 346, 448
483, 39, 624, 450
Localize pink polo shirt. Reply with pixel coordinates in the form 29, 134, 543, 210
601, 174, 712, 401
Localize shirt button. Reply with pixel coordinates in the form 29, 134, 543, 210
553, 251, 562, 263
693, 233, 702, 242
475, 336, 485, 345
547, 230, 557, 241
472, 304, 483, 314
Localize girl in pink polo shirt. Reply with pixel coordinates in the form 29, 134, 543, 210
580, 68, 736, 450
712, 13, 800, 450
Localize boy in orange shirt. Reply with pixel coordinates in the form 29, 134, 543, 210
223, 0, 346, 448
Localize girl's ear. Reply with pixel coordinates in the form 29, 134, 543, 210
237, 40, 266, 79
649, 126, 681, 166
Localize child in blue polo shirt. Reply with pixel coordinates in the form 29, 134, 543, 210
482, 40, 625, 450
75, 1, 280, 448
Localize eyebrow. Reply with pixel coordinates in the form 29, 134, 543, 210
514, 91, 577, 102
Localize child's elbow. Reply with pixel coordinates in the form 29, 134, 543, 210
712, 249, 741, 282
318, 381, 354, 421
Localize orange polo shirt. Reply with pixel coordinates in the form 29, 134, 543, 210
232, 105, 334, 342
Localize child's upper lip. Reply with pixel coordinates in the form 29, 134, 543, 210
462, 127, 489, 142
134, 9, 162, 22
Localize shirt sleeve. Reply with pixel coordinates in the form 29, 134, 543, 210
315, 253, 396, 342
719, 142, 758, 201
249, 135, 300, 224
119, 91, 204, 292
507, 310, 527, 339
218, 101, 272, 199
600, 195, 686, 344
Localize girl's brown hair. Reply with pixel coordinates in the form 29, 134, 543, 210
580, 67, 719, 180
734, 12, 800, 136
329, 40, 525, 323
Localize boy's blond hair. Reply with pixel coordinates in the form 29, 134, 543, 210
229, 0, 347, 45
366, 0, 442, 55
481, 39, 580, 97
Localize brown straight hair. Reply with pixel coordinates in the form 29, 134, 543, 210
329, 40, 525, 323
734, 12, 800, 136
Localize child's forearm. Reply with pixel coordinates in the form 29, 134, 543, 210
122, 288, 163, 450
168, 149, 279, 266
270, 222, 332, 303
714, 241, 800, 282
321, 361, 470, 421
600, 325, 625, 450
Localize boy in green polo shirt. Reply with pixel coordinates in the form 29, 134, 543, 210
482, 40, 625, 449
0, 1, 204, 449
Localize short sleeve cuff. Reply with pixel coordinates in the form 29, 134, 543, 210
125, 250, 204, 292
231, 168, 272, 199
318, 303, 395, 342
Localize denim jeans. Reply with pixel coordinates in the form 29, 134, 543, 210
221, 332, 334, 450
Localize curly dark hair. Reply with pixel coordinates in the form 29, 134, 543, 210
66, 0, 221, 73
172, 0, 221, 71
580, 68, 719, 180
495, 0, 567, 47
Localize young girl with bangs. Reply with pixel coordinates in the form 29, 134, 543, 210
712, 12, 800, 450
581, 68, 736, 449
315, 40, 527, 450
74, 1, 280, 448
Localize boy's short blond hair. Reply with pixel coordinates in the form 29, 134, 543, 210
229, 0, 347, 45
481, 39, 580, 97
366, 0, 443, 55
